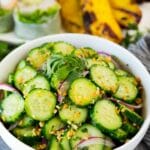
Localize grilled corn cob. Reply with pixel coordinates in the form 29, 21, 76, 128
80, 0, 123, 43
109, 0, 142, 27
58, 0, 85, 33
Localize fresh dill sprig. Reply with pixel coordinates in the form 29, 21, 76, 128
46, 54, 86, 78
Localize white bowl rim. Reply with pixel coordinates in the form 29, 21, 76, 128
0, 33, 150, 150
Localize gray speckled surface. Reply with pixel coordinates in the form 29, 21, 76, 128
0, 35, 150, 150
0, 137, 10, 150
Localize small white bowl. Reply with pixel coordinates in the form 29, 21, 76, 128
0, 34, 150, 150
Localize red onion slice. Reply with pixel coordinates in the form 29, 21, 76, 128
98, 51, 111, 57
82, 70, 89, 76
57, 81, 69, 103
0, 83, 17, 92
76, 136, 115, 149
41, 137, 48, 145
109, 97, 143, 109
8, 121, 20, 131
57, 93, 64, 103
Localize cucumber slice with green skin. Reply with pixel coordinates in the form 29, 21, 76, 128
92, 99, 122, 131
59, 104, 88, 124
122, 122, 138, 137
22, 75, 50, 96
119, 76, 138, 86
13, 126, 41, 138
14, 66, 37, 90
70, 124, 104, 150
25, 89, 56, 121
115, 69, 128, 77
18, 115, 35, 128
60, 132, 71, 150
43, 117, 66, 140
90, 65, 118, 93
74, 47, 97, 58
42, 42, 54, 50
13, 126, 41, 145
86, 58, 108, 69
69, 78, 100, 106
48, 136, 62, 150
107, 62, 115, 70
16, 60, 28, 70
108, 129, 127, 142
120, 106, 143, 126
114, 77, 138, 103
52, 41, 75, 56
27, 46, 51, 69
1, 93, 24, 123
8, 73, 14, 85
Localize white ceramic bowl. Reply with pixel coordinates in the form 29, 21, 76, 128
0, 34, 150, 150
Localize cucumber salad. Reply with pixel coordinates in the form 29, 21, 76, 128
0, 41, 144, 150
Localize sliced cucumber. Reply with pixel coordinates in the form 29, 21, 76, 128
60, 132, 71, 150
8, 73, 14, 85
115, 69, 128, 77
16, 60, 28, 70
92, 99, 122, 131
122, 122, 138, 137
90, 65, 118, 93
13, 126, 41, 138
107, 62, 115, 70
1, 93, 24, 123
109, 129, 127, 142
120, 106, 143, 126
22, 75, 50, 96
18, 115, 35, 128
69, 78, 100, 106
14, 65, 37, 90
59, 104, 88, 124
52, 41, 75, 56
25, 89, 56, 121
43, 117, 66, 139
74, 47, 97, 58
86, 58, 108, 69
27, 46, 51, 69
114, 77, 138, 103
13, 126, 40, 145
119, 76, 138, 86
42, 42, 54, 50
48, 136, 62, 150
70, 124, 104, 150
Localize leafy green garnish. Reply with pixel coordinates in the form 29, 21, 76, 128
46, 54, 86, 89
46, 55, 86, 79
121, 23, 143, 48
18, 3, 60, 24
